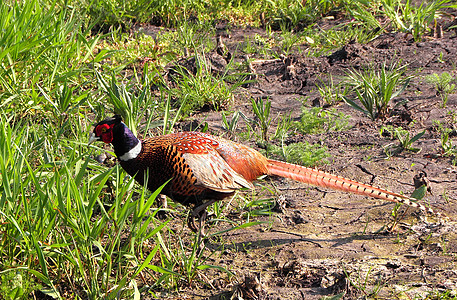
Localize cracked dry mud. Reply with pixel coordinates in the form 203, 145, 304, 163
143, 24, 457, 300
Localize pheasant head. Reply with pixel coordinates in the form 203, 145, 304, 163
89, 115, 141, 161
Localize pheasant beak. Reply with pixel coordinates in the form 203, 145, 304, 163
88, 133, 99, 145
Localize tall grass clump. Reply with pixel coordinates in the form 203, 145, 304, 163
343, 62, 412, 120
167, 52, 245, 115
0, 114, 174, 298
74, 0, 217, 29
0, 116, 61, 297
265, 0, 348, 30
74, 0, 352, 32
381, 0, 449, 41
0, 0, 104, 116
349, 0, 449, 42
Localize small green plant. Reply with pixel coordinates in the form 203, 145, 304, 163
234, 184, 278, 222
265, 0, 343, 31
250, 97, 273, 142
143, 224, 234, 290
426, 289, 457, 299
160, 88, 187, 135
0, 271, 38, 300
449, 109, 457, 123
293, 106, 351, 134
344, 62, 412, 120
173, 21, 215, 56
175, 234, 232, 286
425, 72, 456, 107
167, 52, 244, 115
242, 196, 277, 220
321, 292, 345, 300
316, 74, 349, 106
96, 71, 155, 135
265, 0, 309, 30
440, 130, 457, 165
438, 51, 445, 63
202, 192, 270, 238
315, 21, 382, 53
434, 122, 457, 165
273, 112, 294, 141
279, 27, 301, 55
347, 1, 381, 29
342, 264, 385, 298
244, 33, 275, 57
221, 111, 244, 138
380, 125, 425, 156
266, 141, 330, 167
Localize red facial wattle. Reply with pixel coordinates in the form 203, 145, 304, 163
101, 131, 113, 143
95, 124, 114, 143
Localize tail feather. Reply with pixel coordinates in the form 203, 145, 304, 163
266, 159, 435, 214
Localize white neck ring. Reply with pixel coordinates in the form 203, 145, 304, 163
119, 141, 142, 161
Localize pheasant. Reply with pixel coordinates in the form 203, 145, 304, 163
89, 115, 435, 231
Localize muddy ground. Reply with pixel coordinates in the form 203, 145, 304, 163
141, 21, 457, 300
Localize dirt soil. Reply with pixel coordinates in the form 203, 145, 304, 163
143, 22, 457, 300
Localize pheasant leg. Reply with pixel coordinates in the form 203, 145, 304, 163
156, 194, 168, 220
187, 199, 218, 233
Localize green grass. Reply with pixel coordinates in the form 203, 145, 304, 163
343, 62, 412, 120
166, 53, 244, 115
381, 0, 449, 42
0, 0, 104, 116
266, 141, 330, 167
425, 72, 456, 107
434, 121, 457, 166
380, 125, 425, 156
293, 106, 351, 134
0, 114, 171, 298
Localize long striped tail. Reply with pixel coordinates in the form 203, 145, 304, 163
266, 159, 435, 215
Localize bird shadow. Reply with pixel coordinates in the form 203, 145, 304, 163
204, 228, 396, 252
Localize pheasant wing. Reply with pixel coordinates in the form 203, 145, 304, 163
182, 151, 254, 192
172, 133, 254, 193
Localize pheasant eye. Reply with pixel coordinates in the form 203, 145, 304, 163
96, 124, 110, 136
